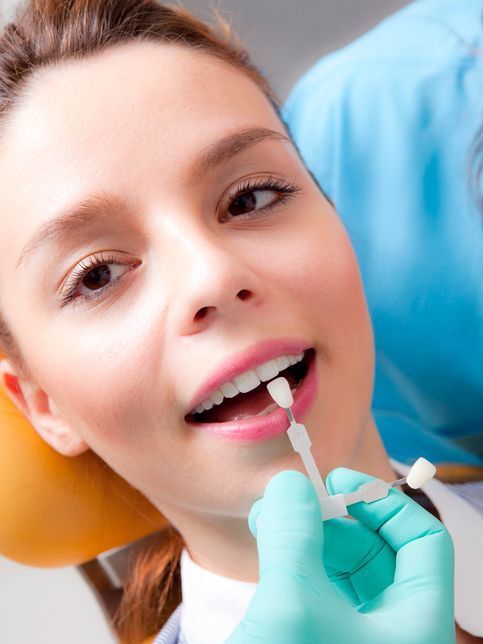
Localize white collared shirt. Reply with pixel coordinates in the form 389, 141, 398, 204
177, 459, 483, 643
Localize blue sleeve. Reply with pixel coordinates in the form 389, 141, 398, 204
283, 0, 483, 465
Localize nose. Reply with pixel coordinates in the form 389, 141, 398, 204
168, 226, 267, 335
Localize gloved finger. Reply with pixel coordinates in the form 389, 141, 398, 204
248, 498, 263, 538
250, 487, 394, 606
326, 467, 454, 593
253, 484, 396, 592
255, 473, 396, 601
232, 469, 348, 643
254, 469, 334, 594
323, 516, 396, 605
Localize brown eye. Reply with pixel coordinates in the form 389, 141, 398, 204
82, 264, 112, 291
228, 189, 277, 217
222, 176, 301, 222
60, 253, 139, 307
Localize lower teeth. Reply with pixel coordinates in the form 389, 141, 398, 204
253, 386, 298, 417
254, 401, 279, 417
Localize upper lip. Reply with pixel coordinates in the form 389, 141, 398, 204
186, 337, 312, 415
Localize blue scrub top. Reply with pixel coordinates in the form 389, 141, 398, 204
283, 0, 483, 465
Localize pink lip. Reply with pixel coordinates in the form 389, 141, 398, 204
186, 348, 318, 441
186, 337, 312, 415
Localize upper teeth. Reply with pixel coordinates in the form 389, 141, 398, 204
192, 352, 305, 415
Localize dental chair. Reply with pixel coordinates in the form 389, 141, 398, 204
0, 362, 170, 644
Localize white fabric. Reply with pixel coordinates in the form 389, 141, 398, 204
179, 548, 255, 644
178, 459, 483, 643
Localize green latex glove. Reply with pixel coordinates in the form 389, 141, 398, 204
226, 468, 455, 644
322, 513, 396, 606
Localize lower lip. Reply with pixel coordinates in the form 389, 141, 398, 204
188, 350, 318, 441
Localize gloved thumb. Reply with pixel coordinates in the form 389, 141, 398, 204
227, 470, 357, 643
249, 469, 327, 583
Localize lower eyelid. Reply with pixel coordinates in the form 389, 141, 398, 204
61, 258, 138, 306
222, 188, 298, 222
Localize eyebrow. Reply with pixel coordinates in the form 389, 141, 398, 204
16, 126, 291, 269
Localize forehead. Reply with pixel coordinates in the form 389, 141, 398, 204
0, 41, 283, 273
0, 40, 277, 174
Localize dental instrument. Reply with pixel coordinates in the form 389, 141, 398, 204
266, 377, 329, 506
266, 376, 437, 520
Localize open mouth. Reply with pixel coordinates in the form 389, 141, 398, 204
186, 348, 315, 424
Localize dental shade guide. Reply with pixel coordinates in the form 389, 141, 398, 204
266, 378, 330, 506
266, 377, 437, 521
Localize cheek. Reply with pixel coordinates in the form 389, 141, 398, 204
23, 316, 166, 452
276, 210, 375, 456
276, 210, 372, 348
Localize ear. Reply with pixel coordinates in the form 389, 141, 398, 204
0, 358, 89, 457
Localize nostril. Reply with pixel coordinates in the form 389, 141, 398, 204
194, 306, 210, 321
237, 289, 251, 300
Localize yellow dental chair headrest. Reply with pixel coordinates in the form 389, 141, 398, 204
0, 350, 167, 567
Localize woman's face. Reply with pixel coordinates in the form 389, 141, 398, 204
0, 41, 375, 523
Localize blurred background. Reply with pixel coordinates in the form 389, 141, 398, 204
0, 0, 410, 642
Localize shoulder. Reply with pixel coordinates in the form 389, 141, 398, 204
282, 0, 483, 199
283, 0, 483, 133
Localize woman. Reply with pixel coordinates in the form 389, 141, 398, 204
0, 1, 461, 642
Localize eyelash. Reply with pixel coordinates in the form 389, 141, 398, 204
60, 175, 301, 307
221, 175, 300, 222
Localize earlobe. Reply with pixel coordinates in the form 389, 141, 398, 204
0, 358, 90, 457
46, 428, 90, 457
28, 390, 90, 457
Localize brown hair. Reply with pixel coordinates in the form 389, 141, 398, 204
0, 1, 282, 641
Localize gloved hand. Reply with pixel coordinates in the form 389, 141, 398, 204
322, 511, 395, 606
226, 467, 455, 644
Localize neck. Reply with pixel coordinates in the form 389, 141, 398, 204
164, 414, 397, 582
348, 414, 398, 481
